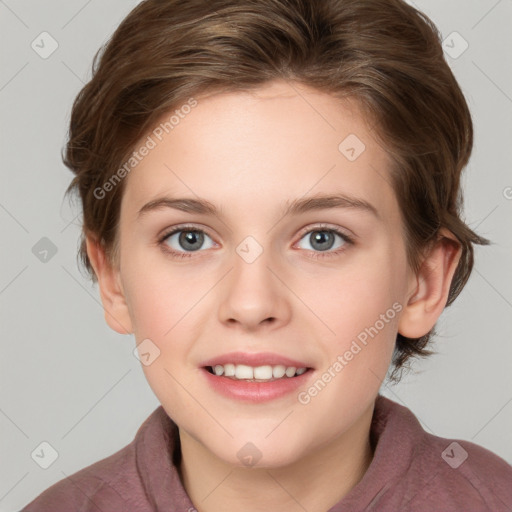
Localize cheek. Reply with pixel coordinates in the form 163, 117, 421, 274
125, 267, 197, 412
121, 249, 203, 336
125, 278, 172, 339
303, 254, 398, 320
302, 250, 402, 363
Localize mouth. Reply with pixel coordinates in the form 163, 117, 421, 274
199, 352, 315, 402
204, 363, 312, 382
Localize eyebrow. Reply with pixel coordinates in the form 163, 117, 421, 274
137, 193, 380, 220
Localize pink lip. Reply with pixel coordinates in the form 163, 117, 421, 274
200, 367, 314, 403
200, 351, 312, 369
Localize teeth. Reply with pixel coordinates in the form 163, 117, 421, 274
224, 363, 235, 377
272, 365, 286, 378
209, 363, 308, 381
253, 365, 272, 379
235, 364, 253, 380
285, 366, 297, 377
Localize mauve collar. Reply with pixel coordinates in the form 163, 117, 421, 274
136, 406, 196, 511
135, 394, 414, 511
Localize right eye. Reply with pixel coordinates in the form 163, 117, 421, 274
159, 226, 216, 258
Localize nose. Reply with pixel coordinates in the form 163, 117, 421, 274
217, 246, 292, 332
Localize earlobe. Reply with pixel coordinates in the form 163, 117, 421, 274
85, 234, 133, 335
398, 228, 462, 339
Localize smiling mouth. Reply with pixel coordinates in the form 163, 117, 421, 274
204, 363, 312, 382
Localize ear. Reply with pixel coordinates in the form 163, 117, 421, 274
85, 233, 133, 335
398, 228, 462, 339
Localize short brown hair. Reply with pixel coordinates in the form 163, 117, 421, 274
63, 0, 490, 382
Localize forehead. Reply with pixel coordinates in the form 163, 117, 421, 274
121, 80, 398, 222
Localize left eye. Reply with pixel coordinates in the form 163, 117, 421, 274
296, 228, 349, 252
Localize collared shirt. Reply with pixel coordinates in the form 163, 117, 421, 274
22, 395, 512, 511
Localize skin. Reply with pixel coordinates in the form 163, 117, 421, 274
86, 80, 461, 512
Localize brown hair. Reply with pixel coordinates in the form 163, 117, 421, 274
63, 0, 490, 382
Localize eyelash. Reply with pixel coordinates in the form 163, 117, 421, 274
157, 223, 354, 261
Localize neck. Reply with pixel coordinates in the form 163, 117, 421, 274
178, 401, 375, 512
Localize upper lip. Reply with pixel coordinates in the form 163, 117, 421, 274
200, 351, 313, 369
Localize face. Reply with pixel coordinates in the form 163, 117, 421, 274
111, 80, 414, 468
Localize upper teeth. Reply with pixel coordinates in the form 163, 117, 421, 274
211, 364, 307, 380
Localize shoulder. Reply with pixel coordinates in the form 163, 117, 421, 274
21, 445, 135, 511
374, 396, 512, 511
21, 407, 169, 511
406, 434, 512, 510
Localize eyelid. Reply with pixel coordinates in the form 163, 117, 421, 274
295, 222, 354, 241
158, 223, 216, 242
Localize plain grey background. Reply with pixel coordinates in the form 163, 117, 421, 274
1, 0, 511, 510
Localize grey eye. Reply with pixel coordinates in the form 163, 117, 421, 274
164, 230, 215, 252
297, 230, 346, 252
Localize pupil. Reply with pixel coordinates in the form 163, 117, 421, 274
311, 231, 334, 251
179, 231, 204, 251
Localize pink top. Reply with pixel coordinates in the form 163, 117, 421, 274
22, 394, 512, 511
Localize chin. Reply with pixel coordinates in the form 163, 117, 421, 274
202, 428, 310, 470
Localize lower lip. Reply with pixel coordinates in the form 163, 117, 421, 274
201, 367, 313, 403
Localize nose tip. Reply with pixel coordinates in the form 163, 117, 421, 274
217, 253, 291, 332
